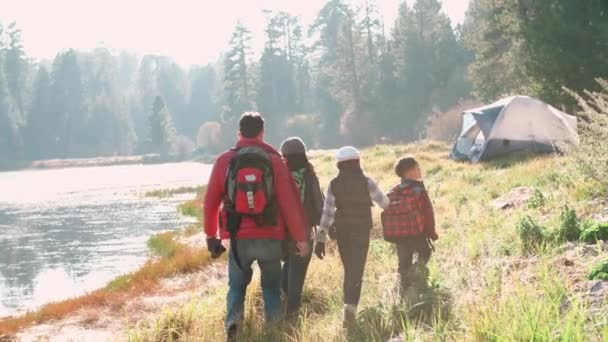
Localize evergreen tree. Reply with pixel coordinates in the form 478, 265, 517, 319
256, 12, 301, 143
463, 0, 534, 101
4, 22, 27, 121
188, 65, 220, 133
0, 52, 20, 161
83, 48, 136, 156
49, 49, 85, 157
23, 67, 52, 159
147, 95, 176, 156
518, 0, 608, 105
309, 0, 351, 146
156, 59, 188, 136
223, 21, 253, 123
387, 0, 469, 139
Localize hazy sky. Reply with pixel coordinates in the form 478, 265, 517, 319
0, 0, 471, 67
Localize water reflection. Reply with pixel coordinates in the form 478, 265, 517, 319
0, 162, 211, 316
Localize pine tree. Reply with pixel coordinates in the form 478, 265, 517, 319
223, 21, 253, 123
463, 0, 534, 101
518, 0, 608, 105
256, 12, 300, 143
4, 22, 27, 121
309, 0, 351, 146
23, 67, 52, 159
189, 65, 220, 130
147, 95, 176, 156
0, 51, 20, 161
49, 49, 85, 157
386, 0, 469, 140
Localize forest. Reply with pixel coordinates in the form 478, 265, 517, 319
0, 0, 606, 163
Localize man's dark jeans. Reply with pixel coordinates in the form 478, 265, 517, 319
395, 235, 432, 290
336, 229, 370, 306
225, 239, 283, 331
281, 239, 313, 316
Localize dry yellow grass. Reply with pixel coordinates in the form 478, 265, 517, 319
127, 142, 608, 341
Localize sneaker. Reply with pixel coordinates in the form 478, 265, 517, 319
343, 304, 357, 329
227, 324, 237, 342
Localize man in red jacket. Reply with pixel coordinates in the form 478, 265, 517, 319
204, 112, 309, 339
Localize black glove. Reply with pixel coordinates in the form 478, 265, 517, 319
207, 238, 226, 259
314, 242, 325, 260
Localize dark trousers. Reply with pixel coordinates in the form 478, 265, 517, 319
396, 236, 432, 289
281, 239, 313, 315
336, 229, 370, 306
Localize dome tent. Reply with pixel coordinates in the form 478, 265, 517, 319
450, 96, 578, 162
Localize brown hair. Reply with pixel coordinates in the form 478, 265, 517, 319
239, 112, 264, 138
394, 156, 418, 177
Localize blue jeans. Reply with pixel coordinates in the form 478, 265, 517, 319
225, 239, 283, 331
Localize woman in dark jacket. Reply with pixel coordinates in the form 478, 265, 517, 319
280, 137, 324, 316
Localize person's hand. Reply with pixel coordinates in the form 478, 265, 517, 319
314, 242, 325, 260
206, 237, 226, 259
428, 232, 439, 241
295, 241, 309, 257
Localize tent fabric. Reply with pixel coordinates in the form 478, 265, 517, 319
450, 96, 578, 162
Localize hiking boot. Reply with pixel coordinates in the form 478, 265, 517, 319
343, 304, 357, 330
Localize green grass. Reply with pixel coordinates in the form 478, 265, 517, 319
125, 142, 608, 341
144, 186, 206, 198
147, 231, 179, 259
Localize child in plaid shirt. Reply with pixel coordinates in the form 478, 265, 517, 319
381, 156, 437, 298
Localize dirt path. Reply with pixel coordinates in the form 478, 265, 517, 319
15, 263, 227, 342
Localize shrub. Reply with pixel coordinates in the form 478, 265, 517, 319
425, 100, 482, 142
196, 121, 225, 152
170, 135, 195, 159
580, 221, 608, 244
284, 114, 320, 148
528, 188, 546, 209
517, 216, 546, 252
147, 231, 179, 259
566, 79, 608, 191
588, 259, 608, 281
179, 200, 203, 222
555, 206, 581, 243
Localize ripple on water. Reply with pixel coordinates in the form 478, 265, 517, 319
0, 162, 211, 316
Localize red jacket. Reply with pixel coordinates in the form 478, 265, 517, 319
203, 138, 308, 242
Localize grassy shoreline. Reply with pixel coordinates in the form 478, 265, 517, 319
130, 143, 608, 341
3, 143, 608, 340
0, 198, 209, 337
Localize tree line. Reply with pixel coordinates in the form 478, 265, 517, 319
0, 0, 606, 163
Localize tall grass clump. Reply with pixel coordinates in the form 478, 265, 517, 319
517, 215, 546, 252
147, 231, 179, 258
555, 205, 581, 243
469, 270, 592, 341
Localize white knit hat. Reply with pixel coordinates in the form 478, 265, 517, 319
335, 146, 360, 162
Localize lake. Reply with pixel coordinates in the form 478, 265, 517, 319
0, 162, 212, 317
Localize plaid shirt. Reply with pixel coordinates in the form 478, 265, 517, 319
316, 177, 389, 243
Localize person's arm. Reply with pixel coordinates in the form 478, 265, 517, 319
367, 177, 389, 209
307, 171, 325, 226
316, 184, 336, 243
203, 159, 224, 238
274, 158, 308, 242
419, 188, 438, 240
